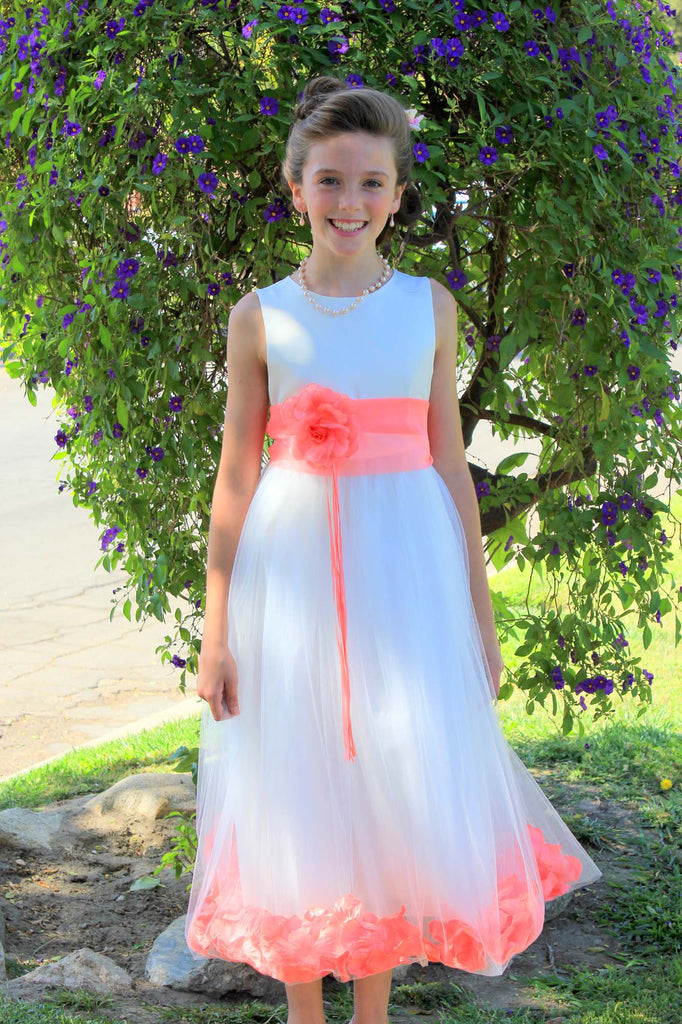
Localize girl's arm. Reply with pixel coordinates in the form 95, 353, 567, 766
197, 292, 270, 719
427, 279, 503, 694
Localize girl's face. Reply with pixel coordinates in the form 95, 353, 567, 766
290, 131, 405, 254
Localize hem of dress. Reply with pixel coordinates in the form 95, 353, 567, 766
185, 824, 602, 985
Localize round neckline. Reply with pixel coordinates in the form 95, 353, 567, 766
285, 268, 399, 301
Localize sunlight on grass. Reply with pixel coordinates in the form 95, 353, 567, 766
0, 714, 201, 811
491, 490, 682, 746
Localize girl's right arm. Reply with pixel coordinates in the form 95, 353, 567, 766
196, 291, 270, 722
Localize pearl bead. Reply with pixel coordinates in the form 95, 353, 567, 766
297, 253, 392, 316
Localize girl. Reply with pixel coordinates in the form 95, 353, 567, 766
185, 76, 602, 1024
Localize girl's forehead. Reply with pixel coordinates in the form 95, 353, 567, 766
304, 133, 396, 173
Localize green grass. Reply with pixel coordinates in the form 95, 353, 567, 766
2, 965, 681, 1024
0, 714, 201, 811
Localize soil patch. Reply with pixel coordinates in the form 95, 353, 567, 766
0, 776, 632, 1023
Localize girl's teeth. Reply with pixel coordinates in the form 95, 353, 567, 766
331, 220, 366, 232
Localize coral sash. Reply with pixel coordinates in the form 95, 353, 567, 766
266, 383, 433, 762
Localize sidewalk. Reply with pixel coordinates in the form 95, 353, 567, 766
0, 371, 191, 779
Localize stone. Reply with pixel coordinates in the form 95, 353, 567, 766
5, 947, 132, 997
82, 772, 195, 824
544, 890, 573, 922
0, 905, 5, 981
0, 808, 63, 854
145, 915, 283, 999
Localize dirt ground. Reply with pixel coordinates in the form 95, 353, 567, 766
0, 779, 630, 1024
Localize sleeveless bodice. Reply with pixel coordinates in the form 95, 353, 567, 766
254, 270, 436, 406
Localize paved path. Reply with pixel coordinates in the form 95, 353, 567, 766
0, 371, 193, 778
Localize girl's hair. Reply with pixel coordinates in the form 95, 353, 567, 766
281, 75, 422, 249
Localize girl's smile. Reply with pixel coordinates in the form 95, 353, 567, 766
327, 218, 368, 235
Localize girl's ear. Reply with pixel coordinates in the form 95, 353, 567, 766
289, 181, 304, 212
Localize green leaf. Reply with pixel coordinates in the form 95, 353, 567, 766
100, 323, 112, 351
116, 395, 129, 429
128, 875, 162, 891
495, 451, 532, 474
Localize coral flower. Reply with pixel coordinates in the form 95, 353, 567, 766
274, 383, 360, 468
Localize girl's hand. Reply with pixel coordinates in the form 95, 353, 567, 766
481, 630, 504, 700
196, 641, 240, 722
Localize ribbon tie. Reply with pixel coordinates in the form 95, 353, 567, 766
266, 383, 433, 763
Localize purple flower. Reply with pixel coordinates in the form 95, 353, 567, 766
492, 12, 509, 31
446, 268, 467, 290
242, 18, 258, 38
525, 40, 540, 56
113, 422, 124, 438
260, 96, 279, 116
328, 35, 349, 57
169, 395, 183, 412
593, 143, 609, 160
495, 125, 514, 145
55, 429, 68, 448
413, 141, 429, 163
174, 134, 205, 156
627, 364, 641, 381
136, 467, 148, 479
171, 654, 187, 668
150, 445, 165, 462
198, 171, 218, 196
601, 501, 618, 525
475, 480, 491, 500
101, 525, 121, 550
479, 146, 498, 165
551, 666, 565, 689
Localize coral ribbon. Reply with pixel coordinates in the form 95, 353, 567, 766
266, 386, 433, 763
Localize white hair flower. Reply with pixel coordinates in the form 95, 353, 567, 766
405, 108, 424, 131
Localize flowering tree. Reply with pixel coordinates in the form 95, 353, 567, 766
1, 0, 680, 739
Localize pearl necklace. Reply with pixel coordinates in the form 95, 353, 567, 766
296, 253, 393, 316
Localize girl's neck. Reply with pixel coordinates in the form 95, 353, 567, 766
297, 250, 389, 297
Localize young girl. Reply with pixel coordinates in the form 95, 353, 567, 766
185, 76, 602, 1024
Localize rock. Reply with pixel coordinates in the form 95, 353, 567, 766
0, 808, 64, 854
0, 905, 5, 981
5, 947, 132, 997
145, 915, 283, 998
544, 890, 573, 922
81, 772, 195, 825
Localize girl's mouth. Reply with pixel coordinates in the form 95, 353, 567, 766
328, 219, 368, 235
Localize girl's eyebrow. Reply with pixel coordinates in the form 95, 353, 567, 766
314, 168, 389, 177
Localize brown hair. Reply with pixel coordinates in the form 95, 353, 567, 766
280, 75, 422, 249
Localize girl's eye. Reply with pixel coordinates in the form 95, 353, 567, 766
319, 178, 382, 188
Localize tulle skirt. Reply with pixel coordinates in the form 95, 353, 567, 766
185, 462, 603, 983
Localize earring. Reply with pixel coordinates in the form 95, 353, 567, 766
299, 209, 306, 226
390, 212, 395, 227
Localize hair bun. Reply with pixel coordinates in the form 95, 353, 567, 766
294, 75, 347, 121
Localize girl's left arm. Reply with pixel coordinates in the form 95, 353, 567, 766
427, 278, 503, 694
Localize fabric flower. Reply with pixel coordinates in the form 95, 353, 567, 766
273, 383, 360, 468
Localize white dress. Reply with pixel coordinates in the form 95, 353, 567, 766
185, 269, 603, 984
